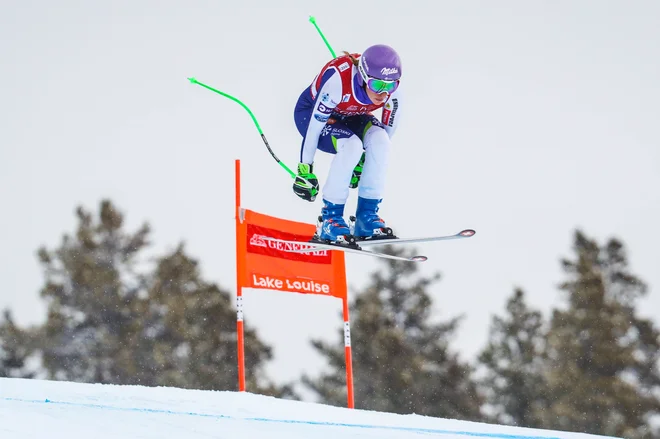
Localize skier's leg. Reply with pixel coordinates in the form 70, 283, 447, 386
358, 122, 391, 200
309, 119, 364, 243
318, 133, 364, 242
321, 133, 364, 205
353, 121, 393, 238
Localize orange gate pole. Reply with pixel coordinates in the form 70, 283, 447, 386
235, 159, 246, 392
343, 296, 355, 408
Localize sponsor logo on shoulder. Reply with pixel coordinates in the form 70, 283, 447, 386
338, 62, 350, 72
317, 103, 333, 114
383, 99, 398, 126
342, 94, 351, 102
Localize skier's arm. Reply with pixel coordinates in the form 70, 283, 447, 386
300, 72, 342, 164
381, 85, 402, 139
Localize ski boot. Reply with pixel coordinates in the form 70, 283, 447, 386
311, 200, 358, 248
350, 197, 397, 242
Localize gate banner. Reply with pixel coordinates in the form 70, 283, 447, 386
236, 208, 347, 300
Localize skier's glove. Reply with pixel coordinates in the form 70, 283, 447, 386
292, 163, 319, 202
349, 152, 365, 189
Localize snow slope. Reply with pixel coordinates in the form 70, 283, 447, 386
0, 378, 619, 439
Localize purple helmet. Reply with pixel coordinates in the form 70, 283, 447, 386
357, 44, 402, 84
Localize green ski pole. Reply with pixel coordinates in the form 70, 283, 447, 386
187, 77, 303, 184
309, 16, 336, 57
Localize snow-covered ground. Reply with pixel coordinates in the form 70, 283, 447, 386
0, 378, 618, 439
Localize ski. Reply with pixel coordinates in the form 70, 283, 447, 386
260, 237, 428, 262
261, 229, 475, 262
356, 229, 476, 247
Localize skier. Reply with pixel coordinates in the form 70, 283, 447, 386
292, 44, 402, 245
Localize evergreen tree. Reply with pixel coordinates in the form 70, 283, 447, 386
32, 200, 292, 395
132, 244, 293, 396
304, 246, 483, 420
36, 200, 148, 383
478, 288, 547, 427
541, 230, 660, 438
0, 310, 36, 378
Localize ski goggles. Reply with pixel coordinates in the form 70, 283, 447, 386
358, 61, 400, 94
365, 77, 399, 94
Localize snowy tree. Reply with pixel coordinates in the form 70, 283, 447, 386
541, 230, 660, 438
36, 200, 148, 383
304, 246, 483, 420
0, 310, 37, 379
478, 288, 547, 427
33, 200, 291, 395
131, 244, 293, 396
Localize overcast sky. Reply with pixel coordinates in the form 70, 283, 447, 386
1, 0, 659, 397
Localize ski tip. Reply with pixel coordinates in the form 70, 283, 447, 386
411, 255, 428, 262
458, 229, 476, 237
